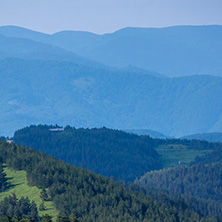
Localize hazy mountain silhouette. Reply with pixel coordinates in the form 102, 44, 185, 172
1, 25, 222, 77
1, 58, 222, 137
0, 31, 103, 68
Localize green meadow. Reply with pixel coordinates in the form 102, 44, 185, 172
155, 144, 212, 168
0, 166, 59, 221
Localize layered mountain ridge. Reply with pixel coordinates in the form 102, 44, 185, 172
0, 25, 222, 137
1, 25, 222, 77
1, 58, 222, 137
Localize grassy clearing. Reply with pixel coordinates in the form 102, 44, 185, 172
155, 144, 212, 168
0, 166, 59, 221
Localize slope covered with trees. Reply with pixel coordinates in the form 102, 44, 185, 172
0, 140, 212, 221
0, 194, 40, 221
13, 125, 222, 181
136, 162, 222, 218
13, 125, 161, 181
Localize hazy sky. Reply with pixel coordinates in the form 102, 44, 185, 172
1, 0, 222, 34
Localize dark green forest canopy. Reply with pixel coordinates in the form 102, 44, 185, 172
13, 125, 222, 181
13, 125, 162, 181
0, 194, 39, 221
0, 140, 215, 221
136, 162, 222, 218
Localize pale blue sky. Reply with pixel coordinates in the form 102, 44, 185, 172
0, 0, 222, 34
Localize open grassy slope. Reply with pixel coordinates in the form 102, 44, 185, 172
0, 166, 59, 221
155, 144, 212, 168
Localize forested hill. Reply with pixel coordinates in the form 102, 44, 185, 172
13, 125, 161, 181
0, 140, 211, 221
136, 162, 222, 218
13, 125, 222, 182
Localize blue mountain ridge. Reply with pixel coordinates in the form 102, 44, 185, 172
1, 25, 222, 77
0, 58, 222, 137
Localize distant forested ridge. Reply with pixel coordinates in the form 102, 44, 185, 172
136, 162, 222, 218
0, 140, 212, 221
13, 125, 161, 181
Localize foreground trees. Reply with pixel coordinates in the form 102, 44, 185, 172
0, 194, 39, 221
0, 140, 212, 221
0, 163, 8, 192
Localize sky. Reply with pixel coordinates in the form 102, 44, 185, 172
0, 0, 222, 34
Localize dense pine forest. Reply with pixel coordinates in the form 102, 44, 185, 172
13, 125, 221, 181
0, 140, 217, 221
136, 162, 222, 218
13, 125, 162, 181
0, 194, 40, 221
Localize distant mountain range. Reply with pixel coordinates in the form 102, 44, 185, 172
0, 32, 103, 68
1, 25, 222, 77
0, 25, 222, 137
0, 57, 222, 137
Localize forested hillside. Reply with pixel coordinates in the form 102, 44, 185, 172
0, 140, 212, 221
13, 125, 161, 181
13, 125, 221, 181
0, 195, 40, 221
136, 162, 222, 218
